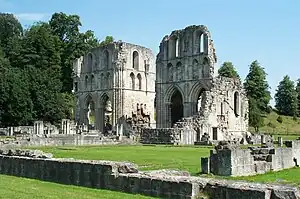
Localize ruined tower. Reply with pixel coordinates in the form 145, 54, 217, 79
72, 41, 156, 133
155, 25, 248, 140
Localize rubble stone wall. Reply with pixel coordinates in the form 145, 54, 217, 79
202, 140, 300, 176
0, 135, 119, 148
0, 154, 299, 199
140, 128, 197, 145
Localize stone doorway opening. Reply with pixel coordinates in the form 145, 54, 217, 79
196, 89, 206, 114
86, 96, 95, 130
171, 90, 183, 126
102, 95, 112, 135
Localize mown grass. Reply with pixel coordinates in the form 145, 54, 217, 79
33, 145, 212, 175
0, 174, 154, 199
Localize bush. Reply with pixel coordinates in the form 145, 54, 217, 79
293, 115, 298, 121
267, 122, 276, 128
277, 116, 283, 123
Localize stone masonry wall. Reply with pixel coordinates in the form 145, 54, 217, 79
0, 153, 299, 199
140, 128, 197, 145
202, 140, 300, 177
0, 135, 119, 148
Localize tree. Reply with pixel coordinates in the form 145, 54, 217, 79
218, 62, 240, 80
100, 36, 114, 46
244, 60, 271, 113
49, 12, 99, 93
295, 79, 300, 116
275, 75, 298, 116
0, 13, 23, 55
248, 97, 264, 132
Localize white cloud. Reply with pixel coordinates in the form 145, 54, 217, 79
15, 13, 49, 22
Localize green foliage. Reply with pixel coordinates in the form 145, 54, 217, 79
275, 75, 298, 116
248, 98, 264, 132
0, 13, 23, 56
295, 79, 300, 116
49, 12, 100, 93
277, 115, 283, 123
0, 12, 104, 127
244, 60, 271, 113
218, 61, 240, 80
100, 35, 114, 46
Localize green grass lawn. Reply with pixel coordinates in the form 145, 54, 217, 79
231, 167, 300, 186
0, 174, 154, 199
33, 145, 212, 175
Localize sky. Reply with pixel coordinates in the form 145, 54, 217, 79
1, 0, 299, 106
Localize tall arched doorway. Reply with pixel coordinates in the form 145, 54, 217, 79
100, 94, 113, 135
171, 90, 183, 126
85, 96, 95, 129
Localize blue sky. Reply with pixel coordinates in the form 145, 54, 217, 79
1, 0, 299, 106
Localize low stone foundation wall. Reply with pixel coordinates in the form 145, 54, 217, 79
0, 152, 299, 199
141, 128, 196, 145
0, 134, 120, 148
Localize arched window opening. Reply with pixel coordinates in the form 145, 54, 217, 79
176, 62, 182, 81
87, 53, 93, 72
130, 73, 135, 90
91, 75, 95, 89
171, 90, 183, 126
195, 88, 206, 115
85, 75, 88, 89
200, 34, 204, 53
234, 91, 240, 117
137, 73, 142, 90
100, 73, 104, 89
133, 51, 139, 70
106, 73, 111, 88
86, 96, 95, 129
193, 59, 199, 79
175, 38, 179, 57
103, 50, 109, 68
74, 82, 78, 92
167, 63, 173, 82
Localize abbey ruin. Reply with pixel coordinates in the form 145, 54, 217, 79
0, 24, 250, 145
70, 25, 248, 143
72, 42, 156, 135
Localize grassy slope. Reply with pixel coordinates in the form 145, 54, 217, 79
0, 175, 154, 199
249, 111, 300, 137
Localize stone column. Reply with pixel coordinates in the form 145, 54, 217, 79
99, 106, 105, 133
119, 124, 123, 141
261, 134, 266, 145
278, 137, 283, 147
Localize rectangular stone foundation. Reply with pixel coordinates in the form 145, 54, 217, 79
0, 155, 299, 199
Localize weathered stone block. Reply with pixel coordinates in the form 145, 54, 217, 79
128, 175, 141, 194
71, 162, 81, 185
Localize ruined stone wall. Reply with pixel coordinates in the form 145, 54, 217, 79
156, 25, 217, 129
141, 128, 197, 145
202, 140, 300, 176
0, 135, 119, 148
0, 153, 299, 199
155, 25, 248, 142
72, 41, 156, 132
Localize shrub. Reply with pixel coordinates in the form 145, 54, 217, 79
277, 116, 283, 123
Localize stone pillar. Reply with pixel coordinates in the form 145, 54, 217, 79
183, 102, 190, 117
61, 119, 70, 134
261, 134, 266, 145
119, 124, 123, 141
278, 136, 283, 147
116, 124, 119, 136
8, 127, 13, 136
33, 121, 44, 135
99, 106, 105, 133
